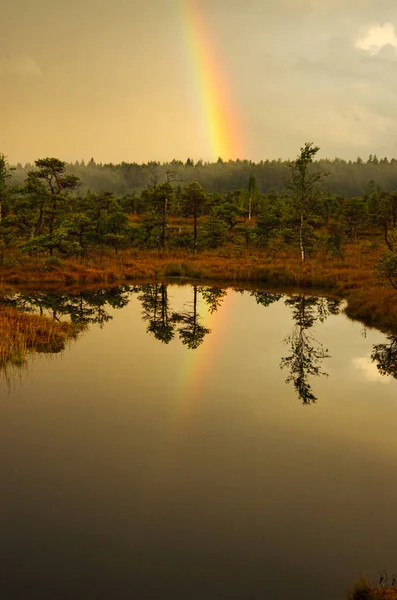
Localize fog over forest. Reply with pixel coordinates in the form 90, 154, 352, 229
9, 155, 397, 197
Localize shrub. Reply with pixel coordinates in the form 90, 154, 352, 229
42, 256, 63, 271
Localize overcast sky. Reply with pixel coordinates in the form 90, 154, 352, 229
2, 0, 397, 164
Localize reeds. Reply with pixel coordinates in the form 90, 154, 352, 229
0, 307, 80, 369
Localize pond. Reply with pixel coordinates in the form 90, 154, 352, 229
1, 283, 397, 600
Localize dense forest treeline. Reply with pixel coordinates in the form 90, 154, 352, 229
9, 154, 397, 197
1, 145, 397, 295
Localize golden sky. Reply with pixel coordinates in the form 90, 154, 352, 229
2, 0, 397, 164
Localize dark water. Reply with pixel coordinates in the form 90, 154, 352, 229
1, 284, 397, 600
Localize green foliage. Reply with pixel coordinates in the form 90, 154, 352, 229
10, 154, 397, 199
376, 251, 397, 290
42, 256, 63, 271
287, 142, 327, 261
367, 184, 397, 250
3, 148, 397, 262
168, 230, 193, 249
22, 228, 81, 257
200, 217, 228, 249
143, 181, 175, 249
182, 181, 207, 252
341, 196, 369, 241
255, 195, 284, 245
213, 200, 246, 230
0, 154, 13, 219
324, 224, 346, 258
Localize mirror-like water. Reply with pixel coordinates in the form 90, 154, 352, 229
1, 284, 397, 600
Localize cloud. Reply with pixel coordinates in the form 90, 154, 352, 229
352, 357, 392, 384
0, 54, 43, 77
356, 23, 397, 54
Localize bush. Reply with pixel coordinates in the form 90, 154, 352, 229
168, 231, 193, 249
200, 217, 228, 249
42, 256, 63, 271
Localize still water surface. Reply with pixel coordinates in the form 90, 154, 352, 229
1, 284, 397, 600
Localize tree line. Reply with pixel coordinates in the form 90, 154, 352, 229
1, 147, 397, 273
9, 154, 397, 197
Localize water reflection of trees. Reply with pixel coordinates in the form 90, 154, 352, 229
371, 336, 397, 379
198, 287, 227, 313
131, 284, 176, 344
250, 291, 283, 307
0, 287, 131, 375
173, 285, 211, 349
130, 285, 342, 403
131, 284, 221, 349
281, 296, 341, 404
0, 286, 131, 327
0, 284, 225, 353
4, 283, 393, 404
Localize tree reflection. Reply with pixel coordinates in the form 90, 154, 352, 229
198, 286, 227, 313
131, 284, 212, 349
250, 290, 283, 307
173, 285, 210, 349
0, 284, 352, 401
281, 295, 341, 404
371, 336, 397, 379
132, 284, 176, 343
0, 286, 131, 327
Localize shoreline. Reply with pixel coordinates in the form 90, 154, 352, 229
0, 246, 396, 335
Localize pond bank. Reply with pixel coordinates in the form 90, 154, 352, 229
0, 244, 396, 334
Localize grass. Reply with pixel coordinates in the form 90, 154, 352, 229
0, 237, 396, 334
0, 306, 81, 370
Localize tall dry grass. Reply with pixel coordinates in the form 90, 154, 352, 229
0, 237, 396, 333
0, 307, 80, 368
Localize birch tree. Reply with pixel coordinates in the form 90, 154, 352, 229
287, 142, 325, 262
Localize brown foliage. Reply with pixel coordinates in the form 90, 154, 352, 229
0, 238, 396, 334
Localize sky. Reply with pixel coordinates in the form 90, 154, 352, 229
2, 0, 397, 164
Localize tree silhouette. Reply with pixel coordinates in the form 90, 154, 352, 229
250, 291, 282, 307
133, 284, 176, 343
280, 295, 340, 404
0, 286, 131, 327
199, 286, 227, 313
371, 335, 397, 379
173, 286, 210, 349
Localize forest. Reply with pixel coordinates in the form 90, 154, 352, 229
1, 147, 397, 261
9, 153, 397, 197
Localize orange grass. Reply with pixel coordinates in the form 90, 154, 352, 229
373, 591, 397, 600
0, 307, 80, 368
0, 239, 396, 333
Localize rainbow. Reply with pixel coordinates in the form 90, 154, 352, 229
179, 0, 245, 161
170, 287, 233, 439
149, 287, 235, 484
